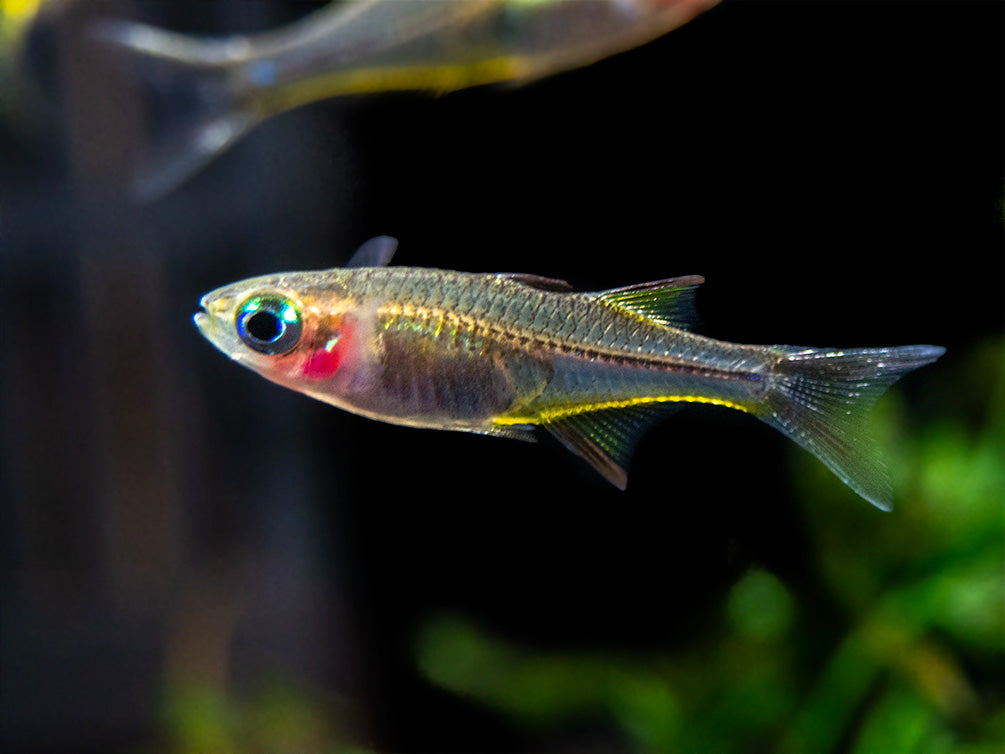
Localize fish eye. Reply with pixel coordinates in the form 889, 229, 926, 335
236, 294, 303, 355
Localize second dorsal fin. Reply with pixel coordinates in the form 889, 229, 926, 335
498, 273, 574, 292
597, 276, 704, 330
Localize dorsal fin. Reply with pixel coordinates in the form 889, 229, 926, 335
597, 276, 704, 329
543, 404, 675, 489
346, 236, 399, 268
498, 273, 574, 292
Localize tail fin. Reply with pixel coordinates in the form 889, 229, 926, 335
761, 345, 945, 510
91, 19, 260, 200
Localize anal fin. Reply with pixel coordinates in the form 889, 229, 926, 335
543, 405, 671, 489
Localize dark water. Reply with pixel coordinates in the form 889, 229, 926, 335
1, 1, 1002, 751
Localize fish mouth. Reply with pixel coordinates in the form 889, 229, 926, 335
193, 293, 236, 351
192, 310, 210, 334
195, 292, 234, 320
193, 293, 216, 336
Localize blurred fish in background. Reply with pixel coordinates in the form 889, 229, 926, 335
1, 0, 48, 98
2, 2, 366, 752
92, 0, 720, 199
0, 0, 44, 112
0, 0, 72, 128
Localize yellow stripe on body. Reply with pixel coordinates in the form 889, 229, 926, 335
380, 301, 477, 341
377, 301, 755, 425
255, 57, 527, 114
494, 394, 752, 427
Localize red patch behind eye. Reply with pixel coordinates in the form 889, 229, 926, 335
302, 321, 350, 379
303, 346, 343, 379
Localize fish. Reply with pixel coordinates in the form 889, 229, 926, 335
0, 0, 72, 124
194, 236, 946, 509
0, 0, 43, 84
92, 0, 720, 198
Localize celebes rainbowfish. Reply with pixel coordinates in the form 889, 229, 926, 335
194, 237, 944, 509
93, 0, 720, 198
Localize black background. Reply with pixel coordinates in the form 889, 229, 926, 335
1, 1, 1002, 751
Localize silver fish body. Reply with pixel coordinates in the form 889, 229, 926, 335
93, 0, 720, 197
195, 237, 945, 508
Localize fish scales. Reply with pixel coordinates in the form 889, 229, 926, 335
358, 269, 542, 422
194, 237, 945, 507
337, 266, 768, 425
405, 268, 762, 413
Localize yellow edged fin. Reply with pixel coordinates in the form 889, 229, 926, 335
496, 396, 751, 490
596, 276, 705, 329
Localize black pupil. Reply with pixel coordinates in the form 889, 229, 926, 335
246, 310, 283, 342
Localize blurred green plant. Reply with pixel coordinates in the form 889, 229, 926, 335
415, 339, 1005, 753
150, 675, 365, 754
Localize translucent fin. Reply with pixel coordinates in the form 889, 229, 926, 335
91, 19, 259, 200
477, 425, 537, 442
346, 236, 399, 267
498, 273, 574, 292
544, 405, 670, 489
597, 276, 705, 329
761, 344, 946, 510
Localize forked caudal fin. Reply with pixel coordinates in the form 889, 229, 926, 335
91, 19, 261, 200
760, 344, 946, 510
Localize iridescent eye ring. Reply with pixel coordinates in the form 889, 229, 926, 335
236, 294, 303, 355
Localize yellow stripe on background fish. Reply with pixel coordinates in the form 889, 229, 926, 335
194, 236, 946, 509
0, 0, 43, 69
1, 0, 42, 21
91, 0, 721, 199
0, 0, 70, 123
